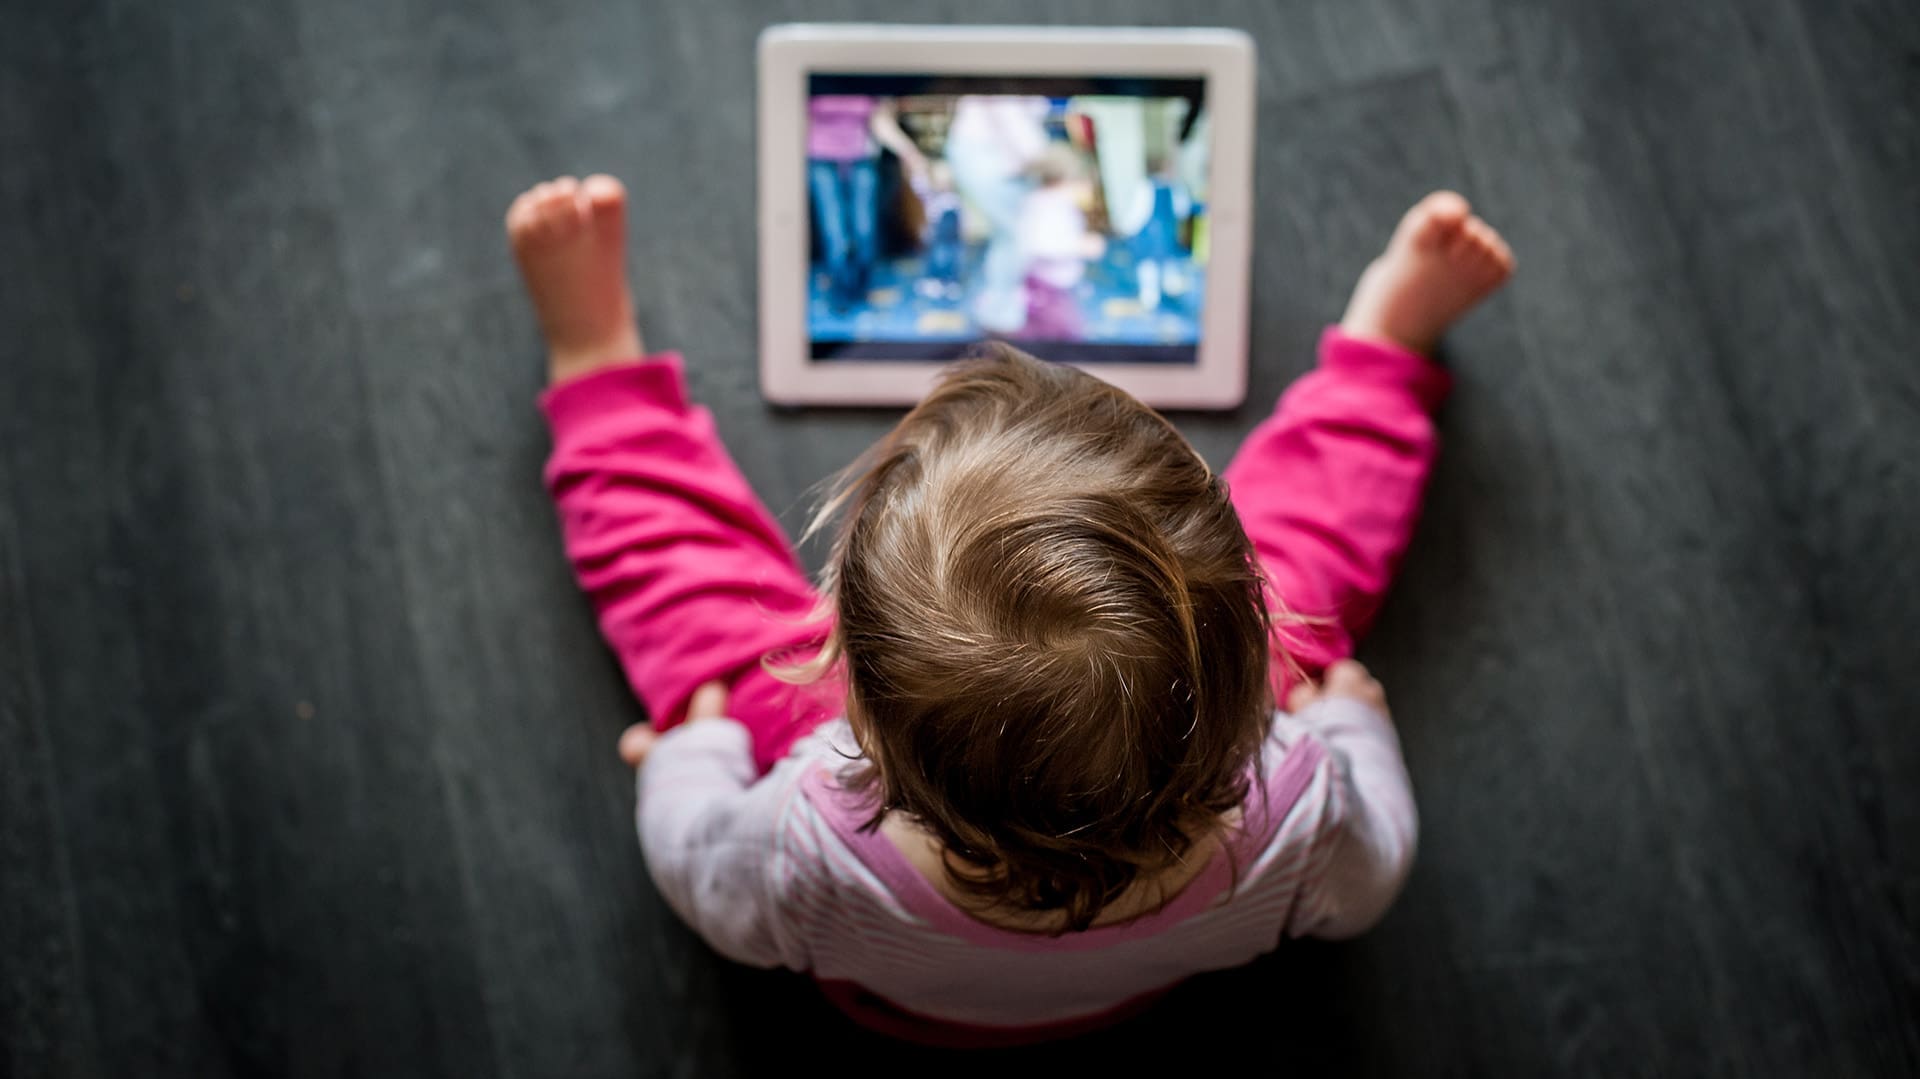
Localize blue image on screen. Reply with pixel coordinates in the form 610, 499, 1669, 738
805, 74, 1209, 365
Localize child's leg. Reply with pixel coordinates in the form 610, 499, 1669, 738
808, 161, 851, 289
847, 157, 879, 289
509, 175, 843, 774
1020, 276, 1078, 339
1223, 192, 1513, 702
950, 154, 1029, 333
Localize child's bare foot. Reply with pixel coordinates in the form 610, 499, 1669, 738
1340, 191, 1514, 356
505, 174, 644, 383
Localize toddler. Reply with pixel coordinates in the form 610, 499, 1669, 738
1013, 142, 1106, 341
506, 174, 1513, 1045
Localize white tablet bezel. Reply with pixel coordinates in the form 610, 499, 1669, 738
757, 23, 1256, 409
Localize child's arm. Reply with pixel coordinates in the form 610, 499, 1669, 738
869, 98, 930, 183
1222, 328, 1452, 700
632, 717, 808, 968
1274, 662, 1418, 939
541, 355, 826, 734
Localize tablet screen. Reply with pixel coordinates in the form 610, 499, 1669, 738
805, 74, 1209, 365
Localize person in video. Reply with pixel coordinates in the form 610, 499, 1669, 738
945, 94, 1050, 333
807, 95, 928, 312
1015, 143, 1106, 342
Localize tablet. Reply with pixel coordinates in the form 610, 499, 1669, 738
757, 24, 1255, 408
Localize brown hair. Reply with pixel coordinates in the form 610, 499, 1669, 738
795, 344, 1272, 932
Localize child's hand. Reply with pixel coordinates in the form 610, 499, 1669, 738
618, 681, 729, 767
1285, 659, 1389, 715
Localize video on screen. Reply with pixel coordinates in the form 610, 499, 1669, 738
806, 74, 1210, 365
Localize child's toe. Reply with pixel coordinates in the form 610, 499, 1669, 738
1405, 191, 1470, 250
1446, 224, 1481, 260
1416, 190, 1470, 225
532, 186, 586, 241
505, 191, 535, 235
583, 174, 627, 239
1466, 222, 1514, 274
583, 173, 626, 208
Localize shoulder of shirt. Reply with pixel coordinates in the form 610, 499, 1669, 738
756, 721, 871, 906
1233, 714, 1342, 873
767, 719, 861, 816
717, 717, 862, 832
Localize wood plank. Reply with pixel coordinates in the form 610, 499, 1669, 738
0, 438, 102, 1079
1430, 1, 1920, 1068
2, 2, 504, 1074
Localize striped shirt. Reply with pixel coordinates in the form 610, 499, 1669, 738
635, 695, 1417, 1032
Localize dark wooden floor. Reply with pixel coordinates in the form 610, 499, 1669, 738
4, 0, 1917, 1075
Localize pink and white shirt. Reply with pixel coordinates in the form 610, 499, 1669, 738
636, 696, 1416, 1036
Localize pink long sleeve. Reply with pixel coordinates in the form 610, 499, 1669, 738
1223, 328, 1452, 700
541, 355, 831, 740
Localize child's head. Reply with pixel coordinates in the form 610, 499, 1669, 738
1027, 141, 1089, 189
806, 345, 1272, 931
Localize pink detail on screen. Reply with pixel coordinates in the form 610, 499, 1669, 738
807, 95, 877, 161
